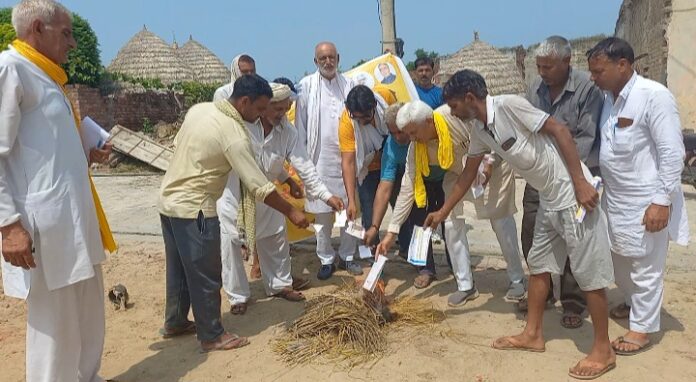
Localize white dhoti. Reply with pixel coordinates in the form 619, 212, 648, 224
612, 229, 669, 333
489, 215, 525, 284
444, 217, 474, 291
221, 229, 293, 305
314, 212, 358, 265
26, 265, 105, 382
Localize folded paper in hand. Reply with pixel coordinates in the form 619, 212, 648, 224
80, 116, 110, 159
408, 226, 432, 266
334, 210, 348, 228
346, 221, 365, 240
363, 255, 387, 292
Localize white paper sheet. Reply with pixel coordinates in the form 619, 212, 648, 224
407, 226, 432, 266
334, 210, 348, 228
358, 245, 373, 259
575, 176, 602, 223
80, 116, 110, 159
346, 221, 365, 240
363, 255, 388, 292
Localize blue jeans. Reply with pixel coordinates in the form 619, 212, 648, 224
358, 170, 381, 246
161, 211, 224, 342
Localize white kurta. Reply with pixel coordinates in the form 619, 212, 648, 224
599, 72, 690, 257
0, 47, 105, 299
295, 71, 353, 213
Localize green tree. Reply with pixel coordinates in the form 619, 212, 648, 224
351, 58, 368, 69
64, 14, 101, 86
0, 8, 102, 86
406, 48, 439, 71
0, 23, 15, 51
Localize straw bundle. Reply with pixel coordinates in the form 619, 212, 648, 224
273, 283, 446, 366
176, 36, 231, 85
436, 33, 526, 95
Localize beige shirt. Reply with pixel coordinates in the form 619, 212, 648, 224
158, 102, 275, 219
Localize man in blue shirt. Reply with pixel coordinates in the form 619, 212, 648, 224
414, 57, 443, 109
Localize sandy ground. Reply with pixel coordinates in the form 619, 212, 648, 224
2, 175, 696, 382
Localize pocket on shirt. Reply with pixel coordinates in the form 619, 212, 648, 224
265, 153, 286, 181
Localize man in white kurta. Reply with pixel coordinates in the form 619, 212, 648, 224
588, 37, 689, 355
295, 41, 358, 279
213, 54, 256, 102
219, 83, 342, 312
0, 2, 112, 381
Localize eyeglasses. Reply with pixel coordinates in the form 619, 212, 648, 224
316, 55, 337, 63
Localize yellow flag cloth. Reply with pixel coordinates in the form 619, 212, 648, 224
413, 112, 453, 208
12, 39, 117, 253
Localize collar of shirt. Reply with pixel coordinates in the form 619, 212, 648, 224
485, 95, 495, 127
607, 70, 638, 107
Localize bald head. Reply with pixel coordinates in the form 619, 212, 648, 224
314, 41, 339, 80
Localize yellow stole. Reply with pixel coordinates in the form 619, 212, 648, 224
12, 39, 117, 253
414, 112, 453, 208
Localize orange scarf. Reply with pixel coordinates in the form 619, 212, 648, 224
12, 39, 117, 253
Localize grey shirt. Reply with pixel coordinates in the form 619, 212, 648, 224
526, 68, 603, 168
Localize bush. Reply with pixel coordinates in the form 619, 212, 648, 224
172, 81, 220, 108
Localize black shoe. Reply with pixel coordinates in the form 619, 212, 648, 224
317, 264, 336, 280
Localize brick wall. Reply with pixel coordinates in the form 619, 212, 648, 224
66, 84, 185, 131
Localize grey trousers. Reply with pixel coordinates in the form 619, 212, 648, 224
521, 184, 586, 314
160, 212, 225, 342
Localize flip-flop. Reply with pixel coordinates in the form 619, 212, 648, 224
292, 277, 310, 291
568, 362, 616, 380
561, 312, 584, 329
159, 321, 196, 339
492, 336, 545, 353
230, 303, 248, 315
200, 333, 249, 353
610, 303, 631, 319
612, 336, 652, 356
273, 288, 305, 302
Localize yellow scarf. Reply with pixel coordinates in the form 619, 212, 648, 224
414, 112, 453, 208
12, 39, 117, 253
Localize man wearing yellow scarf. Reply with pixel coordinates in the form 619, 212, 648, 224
0, 1, 113, 381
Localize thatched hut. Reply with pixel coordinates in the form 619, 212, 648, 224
435, 32, 526, 95
108, 26, 195, 85
175, 35, 230, 84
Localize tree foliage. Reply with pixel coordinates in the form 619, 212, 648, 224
0, 23, 15, 51
406, 48, 439, 71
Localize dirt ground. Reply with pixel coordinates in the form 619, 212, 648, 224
1, 175, 696, 382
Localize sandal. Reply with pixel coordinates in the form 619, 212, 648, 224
561, 312, 584, 329
273, 287, 305, 302
413, 273, 436, 289
159, 321, 196, 339
230, 303, 248, 315
292, 277, 310, 291
568, 361, 616, 380
491, 336, 545, 353
610, 303, 631, 319
200, 333, 249, 353
612, 336, 652, 356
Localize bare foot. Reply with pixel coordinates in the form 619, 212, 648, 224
569, 348, 616, 380
492, 332, 545, 352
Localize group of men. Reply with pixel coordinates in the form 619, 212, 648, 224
0, 0, 690, 381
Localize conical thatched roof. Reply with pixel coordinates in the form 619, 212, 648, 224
435, 32, 526, 95
108, 26, 195, 85
175, 36, 230, 85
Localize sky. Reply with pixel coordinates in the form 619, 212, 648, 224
1, 0, 624, 82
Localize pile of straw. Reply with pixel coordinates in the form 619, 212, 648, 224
273, 284, 446, 366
